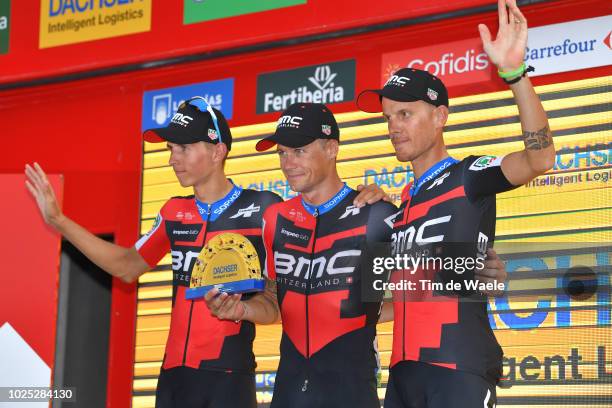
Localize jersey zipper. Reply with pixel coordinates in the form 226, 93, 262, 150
182, 205, 212, 366
302, 208, 319, 392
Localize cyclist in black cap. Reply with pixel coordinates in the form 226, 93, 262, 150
205, 102, 508, 407
26, 97, 283, 408
356, 0, 555, 406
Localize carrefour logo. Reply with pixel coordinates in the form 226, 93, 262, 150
142, 78, 234, 131
523, 15, 612, 77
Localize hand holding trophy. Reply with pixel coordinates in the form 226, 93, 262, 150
186, 232, 265, 299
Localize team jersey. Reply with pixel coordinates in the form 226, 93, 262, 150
390, 155, 517, 384
262, 183, 397, 404
135, 182, 282, 372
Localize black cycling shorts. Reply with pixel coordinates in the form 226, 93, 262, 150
270, 366, 380, 408
384, 361, 496, 408
155, 366, 256, 408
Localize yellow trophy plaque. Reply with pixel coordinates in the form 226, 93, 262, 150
186, 232, 264, 299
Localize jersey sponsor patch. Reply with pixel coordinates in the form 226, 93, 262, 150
229, 203, 261, 219
469, 155, 503, 171
134, 213, 163, 250
339, 205, 360, 219
426, 171, 451, 190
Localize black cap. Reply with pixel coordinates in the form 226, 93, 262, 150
143, 99, 232, 151
255, 103, 339, 152
356, 68, 449, 113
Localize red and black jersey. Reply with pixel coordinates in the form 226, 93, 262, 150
262, 183, 397, 401
390, 155, 517, 384
135, 183, 282, 372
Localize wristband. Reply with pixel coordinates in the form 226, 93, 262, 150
498, 63, 527, 79
502, 65, 535, 85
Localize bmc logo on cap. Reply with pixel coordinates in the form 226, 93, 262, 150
278, 115, 303, 129
171, 113, 193, 127
385, 75, 410, 87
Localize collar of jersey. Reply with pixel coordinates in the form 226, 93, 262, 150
410, 156, 459, 197
195, 181, 243, 222
301, 183, 352, 216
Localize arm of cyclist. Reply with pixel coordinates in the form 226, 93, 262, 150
25, 162, 149, 283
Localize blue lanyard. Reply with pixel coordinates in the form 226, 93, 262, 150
409, 156, 459, 197
301, 183, 352, 216
195, 183, 243, 222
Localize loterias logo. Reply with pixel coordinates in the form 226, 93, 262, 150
0, 0, 9, 55
141, 78, 234, 131
257, 60, 356, 114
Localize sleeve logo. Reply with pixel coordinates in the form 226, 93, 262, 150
469, 155, 503, 171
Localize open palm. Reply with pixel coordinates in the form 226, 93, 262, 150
478, 0, 528, 72
25, 162, 62, 226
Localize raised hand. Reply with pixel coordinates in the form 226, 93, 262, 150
25, 162, 63, 227
478, 0, 528, 72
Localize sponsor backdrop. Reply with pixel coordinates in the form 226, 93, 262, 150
38, 0, 152, 49
256, 60, 356, 113
2, 0, 495, 85
0, 175, 63, 406
183, 0, 306, 25
0, 2, 606, 407
134, 73, 611, 406
381, 15, 612, 87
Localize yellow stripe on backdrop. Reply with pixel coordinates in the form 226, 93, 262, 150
132, 75, 612, 406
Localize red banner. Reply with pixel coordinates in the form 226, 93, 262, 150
0, 174, 62, 389
0, 0, 492, 85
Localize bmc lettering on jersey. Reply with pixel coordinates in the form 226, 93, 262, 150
381, 37, 491, 87
391, 215, 452, 256
274, 250, 361, 279
171, 250, 200, 272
